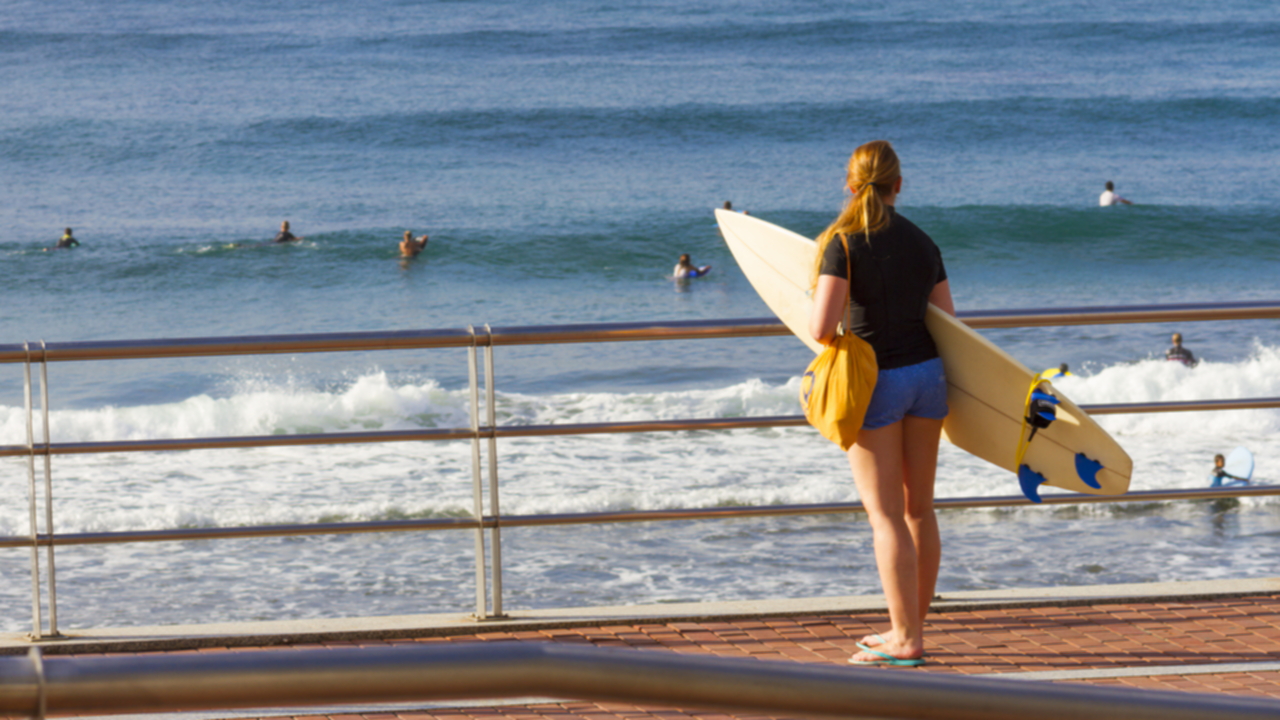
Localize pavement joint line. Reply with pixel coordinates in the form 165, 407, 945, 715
978, 660, 1280, 682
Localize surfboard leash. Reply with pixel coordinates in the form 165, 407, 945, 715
1014, 378, 1060, 502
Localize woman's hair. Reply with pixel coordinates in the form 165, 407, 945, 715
811, 140, 900, 287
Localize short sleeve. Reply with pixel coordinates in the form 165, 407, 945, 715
819, 236, 849, 279
933, 243, 948, 284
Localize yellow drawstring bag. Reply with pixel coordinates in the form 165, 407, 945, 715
799, 330, 877, 451
798, 236, 878, 451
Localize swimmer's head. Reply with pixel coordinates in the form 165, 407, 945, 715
1172, 332, 1183, 345
1059, 363, 1069, 373
1214, 454, 1225, 467
64, 227, 72, 235
678, 254, 690, 264
1105, 181, 1115, 191
723, 201, 732, 210
281, 221, 290, 231
404, 230, 412, 240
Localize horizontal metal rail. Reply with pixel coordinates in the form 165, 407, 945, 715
2, 643, 1277, 720
3, 485, 1275, 550
959, 300, 1280, 329
2, 300, 1278, 363
5, 395, 1280, 460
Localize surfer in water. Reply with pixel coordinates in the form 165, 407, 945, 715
673, 253, 711, 279
1038, 363, 1071, 380
400, 230, 428, 258
1166, 332, 1197, 367
45, 227, 80, 251
272, 220, 303, 243
1099, 181, 1132, 206
809, 140, 953, 667
1210, 453, 1249, 488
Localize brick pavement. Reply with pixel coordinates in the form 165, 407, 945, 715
13, 593, 1280, 719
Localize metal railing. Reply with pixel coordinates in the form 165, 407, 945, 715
3, 643, 1279, 720
4, 301, 1280, 639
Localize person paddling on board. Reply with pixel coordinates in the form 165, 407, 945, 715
45, 227, 80, 251
399, 230, 428, 258
1210, 453, 1249, 488
1038, 363, 1071, 380
1166, 332, 1197, 367
272, 220, 303, 243
1099, 181, 1131, 206
673, 253, 711, 279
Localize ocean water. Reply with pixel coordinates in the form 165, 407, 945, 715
2, 0, 1279, 632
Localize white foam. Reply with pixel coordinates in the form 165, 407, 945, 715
1, 350, 1275, 536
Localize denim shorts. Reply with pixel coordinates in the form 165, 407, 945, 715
862, 357, 949, 430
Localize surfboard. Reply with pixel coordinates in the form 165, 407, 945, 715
1224, 446, 1254, 482
715, 208, 1132, 502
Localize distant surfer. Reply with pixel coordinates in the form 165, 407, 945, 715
673, 253, 711, 279
1038, 363, 1071, 380
1210, 453, 1249, 488
1165, 332, 1197, 367
810, 140, 952, 667
1099, 181, 1132, 207
45, 227, 80, 251
400, 230, 428, 258
272, 221, 303, 243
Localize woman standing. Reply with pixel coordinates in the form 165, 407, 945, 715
808, 140, 954, 666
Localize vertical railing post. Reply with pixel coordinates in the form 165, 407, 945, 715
482, 325, 505, 618
22, 343, 44, 639
466, 326, 489, 619
38, 341, 58, 636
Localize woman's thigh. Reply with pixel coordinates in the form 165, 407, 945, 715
847, 421, 906, 518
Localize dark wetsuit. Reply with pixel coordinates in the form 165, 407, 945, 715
56, 235, 79, 248
1210, 468, 1247, 488
1166, 345, 1196, 367
273, 231, 298, 243
818, 207, 948, 370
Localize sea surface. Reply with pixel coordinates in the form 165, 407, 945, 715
1, 0, 1279, 632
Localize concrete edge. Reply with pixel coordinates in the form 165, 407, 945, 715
4, 577, 1277, 655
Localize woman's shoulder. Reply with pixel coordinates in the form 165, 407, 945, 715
889, 210, 929, 237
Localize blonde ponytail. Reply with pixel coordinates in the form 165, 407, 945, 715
811, 141, 901, 288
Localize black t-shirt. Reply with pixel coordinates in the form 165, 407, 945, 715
818, 208, 947, 369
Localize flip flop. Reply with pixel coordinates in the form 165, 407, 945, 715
860, 633, 886, 647
848, 642, 926, 667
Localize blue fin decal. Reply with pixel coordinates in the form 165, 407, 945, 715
1018, 465, 1048, 503
1030, 390, 1060, 406
1075, 453, 1103, 489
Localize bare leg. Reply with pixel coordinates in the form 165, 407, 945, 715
849, 414, 943, 659
902, 414, 944, 624
847, 421, 924, 661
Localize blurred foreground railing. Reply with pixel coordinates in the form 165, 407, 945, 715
3, 301, 1280, 638
3, 643, 1279, 720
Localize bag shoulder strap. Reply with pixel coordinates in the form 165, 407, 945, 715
838, 234, 853, 335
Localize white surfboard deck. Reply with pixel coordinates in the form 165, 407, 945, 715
1224, 446, 1254, 481
715, 208, 1132, 501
